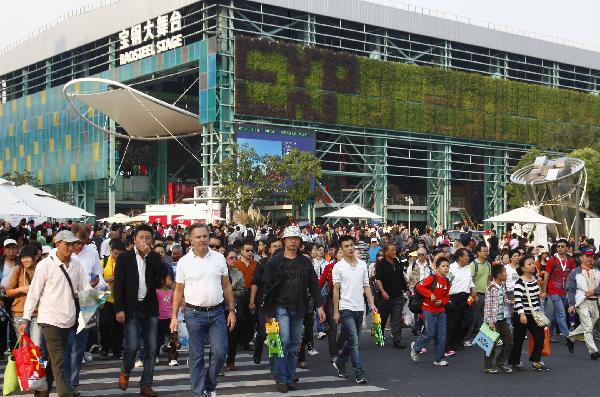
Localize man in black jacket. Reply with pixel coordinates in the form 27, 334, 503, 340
261, 226, 325, 393
113, 224, 167, 397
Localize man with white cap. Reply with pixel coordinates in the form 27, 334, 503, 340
261, 226, 325, 393
18, 230, 91, 397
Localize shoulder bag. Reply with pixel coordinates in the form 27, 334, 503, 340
524, 280, 550, 328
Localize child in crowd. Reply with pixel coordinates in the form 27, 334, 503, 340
483, 265, 514, 373
156, 273, 180, 366
410, 256, 451, 366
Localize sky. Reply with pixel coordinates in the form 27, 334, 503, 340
1, 0, 600, 50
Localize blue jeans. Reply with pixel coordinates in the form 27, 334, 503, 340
414, 311, 446, 362
185, 307, 227, 396
122, 310, 158, 387
64, 327, 89, 388
337, 310, 365, 377
274, 307, 304, 384
547, 294, 570, 337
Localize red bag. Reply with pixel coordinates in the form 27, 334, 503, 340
528, 327, 551, 357
12, 334, 47, 392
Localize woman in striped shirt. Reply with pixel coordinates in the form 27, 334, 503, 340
508, 254, 550, 371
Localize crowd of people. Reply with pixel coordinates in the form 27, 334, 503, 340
1, 217, 600, 396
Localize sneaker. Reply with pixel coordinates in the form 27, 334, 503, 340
498, 364, 513, 373
567, 339, 575, 354
168, 359, 179, 366
134, 359, 143, 368
497, 340, 503, 346
420, 348, 427, 354
410, 342, 420, 362
276, 383, 288, 393
483, 368, 499, 374
318, 332, 327, 340
334, 361, 348, 378
208, 392, 218, 397
591, 352, 600, 360
298, 361, 307, 369
532, 362, 550, 371
463, 340, 473, 347
512, 362, 526, 372
433, 360, 449, 366
355, 375, 368, 384
307, 348, 319, 356
444, 350, 456, 357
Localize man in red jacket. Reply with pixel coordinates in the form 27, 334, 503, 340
410, 256, 451, 366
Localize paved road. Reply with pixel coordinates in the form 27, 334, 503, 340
1, 327, 598, 397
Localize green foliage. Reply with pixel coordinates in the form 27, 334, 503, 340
506, 148, 542, 209
2, 171, 39, 186
278, 149, 323, 219
568, 147, 600, 214
235, 36, 600, 150
213, 145, 323, 218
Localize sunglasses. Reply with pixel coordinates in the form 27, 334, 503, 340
226, 256, 236, 260
209, 244, 221, 249
557, 245, 567, 248
245, 249, 253, 252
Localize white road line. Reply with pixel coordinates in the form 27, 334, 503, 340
224, 385, 386, 397
61, 374, 338, 396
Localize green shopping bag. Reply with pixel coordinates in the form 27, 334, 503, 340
2, 354, 19, 396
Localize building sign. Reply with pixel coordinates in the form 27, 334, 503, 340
118, 11, 183, 65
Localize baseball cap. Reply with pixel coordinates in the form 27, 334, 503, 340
42, 246, 52, 255
582, 247, 595, 256
281, 226, 302, 239
370, 237, 378, 243
3, 239, 17, 247
55, 230, 79, 243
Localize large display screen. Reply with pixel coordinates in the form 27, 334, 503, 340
236, 124, 315, 157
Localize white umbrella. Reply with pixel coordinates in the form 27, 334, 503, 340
483, 207, 559, 225
323, 204, 383, 219
9, 184, 93, 219
127, 213, 149, 224
98, 213, 131, 223
0, 184, 41, 218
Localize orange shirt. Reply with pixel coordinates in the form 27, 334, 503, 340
235, 258, 256, 289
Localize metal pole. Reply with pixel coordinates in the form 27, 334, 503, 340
575, 185, 581, 248
108, 119, 116, 216
407, 196, 412, 234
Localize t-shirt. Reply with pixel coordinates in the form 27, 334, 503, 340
504, 264, 519, 293
156, 288, 174, 320
175, 249, 228, 307
102, 256, 117, 303
368, 246, 381, 263
375, 258, 407, 299
274, 257, 303, 309
545, 255, 576, 296
470, 259, 491, 294
332, 258, 369, 312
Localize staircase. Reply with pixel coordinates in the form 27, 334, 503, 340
458, 207, 478, 229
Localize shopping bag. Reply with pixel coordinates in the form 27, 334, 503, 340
473, 324, 500, 357
178, 320, 189, 349
12, 334, 47, 392
2, 354, 19, 396
77, 289, 110, 333
402, 299, 415, 328
528, 327, 551, 357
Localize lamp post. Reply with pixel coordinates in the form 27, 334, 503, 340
406, 196, 414, 233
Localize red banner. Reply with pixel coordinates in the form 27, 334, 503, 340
167, 183, 195, 204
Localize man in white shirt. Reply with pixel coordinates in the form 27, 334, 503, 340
64, 224, 104, 396
170, 224, 236, 397
332, 235, 377, 384
446, 248, 476, 353
19, 230, 90, 397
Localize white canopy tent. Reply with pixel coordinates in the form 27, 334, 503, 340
173, 214, 226, 222
0, 182, 42, 221
323, 204, 383, 219
127, 213, 149, 224
484, 207, 559, 225
98, 213, 131, 223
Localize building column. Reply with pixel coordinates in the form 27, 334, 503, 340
483, 148, 508, 234
373, 136, 388, 222
426, 143, 451, 229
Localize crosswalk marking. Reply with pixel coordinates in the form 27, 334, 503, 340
224, 386, 386, 397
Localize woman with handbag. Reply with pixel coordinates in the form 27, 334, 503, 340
508, 254, 550, 371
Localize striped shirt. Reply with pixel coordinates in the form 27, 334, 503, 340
513, 277, 541, 315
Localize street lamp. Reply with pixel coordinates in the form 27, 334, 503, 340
406, 196, 414, 233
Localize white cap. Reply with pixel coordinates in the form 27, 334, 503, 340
55, 230, 79, 243
371, 237, 378, 243
281, 226, 302, 239
42, 246, 51, 255
3, 239, 17, 247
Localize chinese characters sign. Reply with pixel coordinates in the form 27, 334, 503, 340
118, 11, 183, 65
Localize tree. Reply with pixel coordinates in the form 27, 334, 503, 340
568, 147, 600, 215
506, 148, 542, 209
213, 144, 277, 220
2, 171, 39, 186
279, 149, 323, 220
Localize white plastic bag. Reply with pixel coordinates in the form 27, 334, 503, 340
402, 299, 415, 328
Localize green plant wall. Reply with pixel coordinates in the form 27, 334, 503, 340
235, 36, 600, 150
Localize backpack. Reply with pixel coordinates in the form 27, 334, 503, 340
408, 275, 439, 314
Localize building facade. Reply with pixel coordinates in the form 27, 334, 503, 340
2, 0, 599, 227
